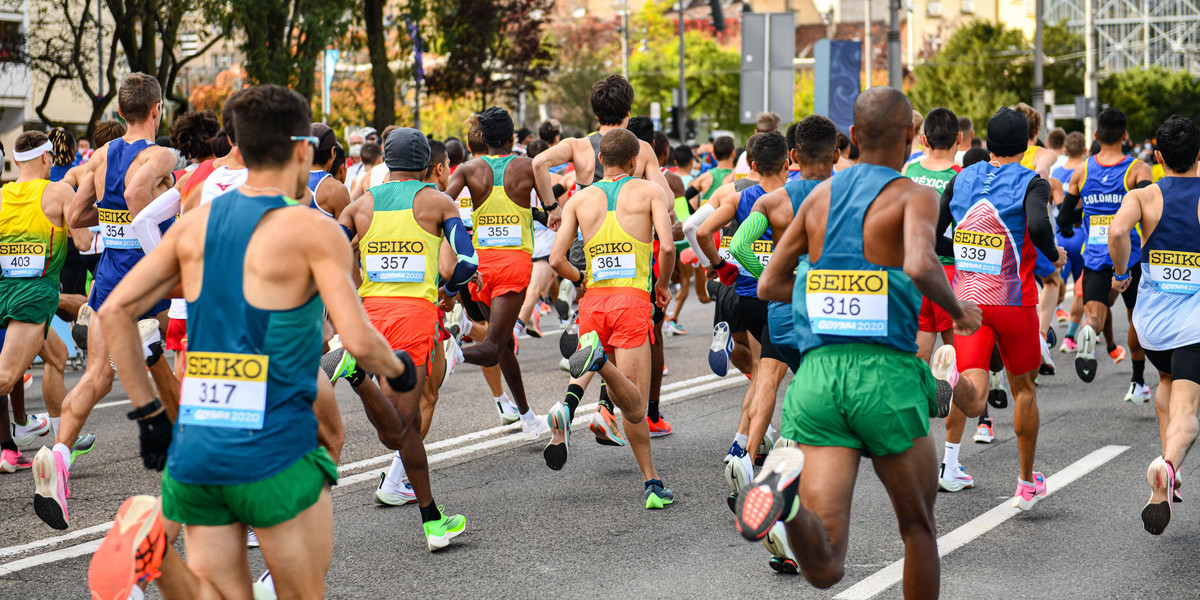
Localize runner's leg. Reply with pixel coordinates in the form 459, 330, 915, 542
670, 263, 692, 323
746, 357, 788, 462
1009, 370, 1039, 482
0, 322, 46, 396
314, 374, 344, 463
607, 343, 657, 481
420, 346, 447, 438
169, 522, 255, 600
462, 291, 531, 414
781, 445, 859, 588
256, 489, 334, 600
40, 329, 67, 419
870, 436, 941, 599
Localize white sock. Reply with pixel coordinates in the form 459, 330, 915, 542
383, 452, 407, 489
49, 417, 60, 436
127, 586, 145, 600
520, 409, 537, 424
53, 442, 72, 469
734, 432, 749, 450
1019, 478, 1034, 488
496, 393, 513, 408
461, 318, 473, 338
943, 442, 961, 472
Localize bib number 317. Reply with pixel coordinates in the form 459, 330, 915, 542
179, 351, 269, 430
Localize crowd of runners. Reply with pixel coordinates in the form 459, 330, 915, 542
0, 71, 1197, 599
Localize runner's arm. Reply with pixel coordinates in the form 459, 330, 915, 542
729, 211, 769, 279
1024, 178, 1060, 262
440, 204, 478, 297
759, 189, 812, 302
131, 187, 182, 254
682, 203, 715, 267
904, 185, 966, 321
548, 197, 584, 286
125, 147, 178, 216
67, 160, 100, 229
695, 187, 738, 267
1108, 187, 1145, 276
935, 175, 957, 259
532, 141, 576, 209
648, 184, 677, 306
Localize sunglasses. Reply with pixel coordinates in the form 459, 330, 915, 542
291, 135, 320, 149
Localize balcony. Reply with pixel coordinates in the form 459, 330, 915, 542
0, 64, 28, 109
961, 0, 974, 13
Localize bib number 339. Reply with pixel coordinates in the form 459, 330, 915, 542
180, 351, 268, 430
805, 269, 888, 336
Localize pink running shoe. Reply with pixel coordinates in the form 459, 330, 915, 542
1012, 471, 1047, 511
1, 449, 33, 472
1143, 457, 1175, 535
1059, 337, 1078, 353
33, 446, 70, 529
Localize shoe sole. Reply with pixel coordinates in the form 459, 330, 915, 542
768, 557, 799, 575
648, 428, 671, 438
88, 495, 161, 600
645, 492, 673, 509
543, 408, 569, 471
559, 330, 579, 359
1143, 459, 1173, 535
938, 479, 973, 492
589, 414, 626, 447
973, 435, 994, 444
556, 280, 573, 322
1039, 364, 1056, 376
568, 334, 603, 379
708, 323, 731, 377
727, 492, 738, 514
72, 436, 97, 461
930, 346, 956, 419
1012, 489, 1046, 511
33, 449, 67, 530
374, 491, 417, 506
1075, 327, 1097, 383
320, 348, 348, 382
427, 526, 465, 552
988, 388, 1009, 410
736, 448, 805, 542
763, 523, 798, 574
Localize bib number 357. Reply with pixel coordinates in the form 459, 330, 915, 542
805, 269, 889, 336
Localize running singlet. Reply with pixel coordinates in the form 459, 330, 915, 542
1080, 155, 1140, 270
1051, 165, 1075, 187
307, 170, 336, 218
1133, 176, 1200, 351
357, 180, 442, 304
471, 155, 533, 254
0, 180, 67, 279
171, 190, 324, 486
587, 132, 604, 185
585, 176, 653, 296
704, 168, 734, 201
767, 178, 822, 353
793, 164, 921, 355
451, 164, 473, 226
200, 166, 249, 205
948, 161, 1040, 306
904, 161, 961, 265
182, 159, 217, 202
1019, 146, 1039, 170
733, 184, 771, 298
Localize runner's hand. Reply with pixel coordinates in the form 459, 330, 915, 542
548, 208, 562, 231
137, 411, 172, 471
952, 300, 982, 337
654, 283, 673, 308
672, 220, 685, 241
1112, 274, 1130, 294
438, 288, 457, 312
1053, 246, 1068, 269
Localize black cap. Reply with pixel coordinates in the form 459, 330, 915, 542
986, 107, 1029, 158
311, 123, 338, 152
384, 127, 431, 172
478, 107, 514, 148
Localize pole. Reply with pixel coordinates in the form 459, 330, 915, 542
1032, 0, 1044, 138
864, 0, 871, 86
621, 10, 629, 80
762, 16, 770, 116
96, 0, 102, 100
1142, 0, 1150, 69
887, 0, 901, 87
322, 58, 329, 119
678, 0, 687, 142
1084, 0, 1096, 141
414, 79, 421, 130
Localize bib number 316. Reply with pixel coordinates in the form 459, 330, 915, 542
805, 269, 889, 336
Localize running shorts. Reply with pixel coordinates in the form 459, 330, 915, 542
578, 291, 654, 354
0, 278, 58, 334
918, 264, 956, 333
469, 249, 533, 306
1145, 343, 1200, 385
731, 294, 768, 340
532, 226, 555, 261
710, 280, 738, 328
165, 317, 187, 352
161, 446, 337, 528
1081, 264, 1141, 309
760, 319, 799, 372
766, 302, 800, 373
782, 343, 936, 456
954, 304, 1041, 375
59, 244, 88, 296
364, 296, 438, 374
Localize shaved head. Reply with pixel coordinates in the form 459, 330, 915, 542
852, 87, 914, 152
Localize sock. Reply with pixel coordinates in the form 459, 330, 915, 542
563, 384, 583, 421
520, 409, 537, 424
53, 442, 71, 468
647, 398, 660, 422
598, 383, 614, 413
1, 440, 16, 452
1066, 321, 1079, 338
128, 586, 145, 600
419, 502, 441, 523
734, 432, 749, 451
943, 442, 961, 472
1107, 343, 1117, 353
1019, 478, 1035, 488
49, 417, 60, 436
514, 319, 525, 335
978, 415, 992, 426
1132, 360, 1146, 385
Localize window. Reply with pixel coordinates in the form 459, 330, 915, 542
0, 21, 24, 64
927, 1, 943, 17
961, 0, 975, 13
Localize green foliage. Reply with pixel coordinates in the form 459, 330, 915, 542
537, 18, 620, 135
1099, 67, 1200, 141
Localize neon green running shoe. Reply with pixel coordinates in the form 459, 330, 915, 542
423, 506, 466, 551
645, 480, 674, 509
568, 330, 607, 378
321, 347, 359, 383
71, 433, 96, 461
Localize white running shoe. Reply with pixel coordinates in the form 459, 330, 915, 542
1038, 333, 1056, 375
521, 414, 550, 440
246, 528, 260, 548
374, 473, 417, 506
1125, 381, 1152, 405
972, 422, 995, 443
1074, 324, 1098, 383
11, 413, 50, 446
762, 521, 798, 574
938, 463, 975, 492
253, 570, 277, 600
723, 443, 751, 493
496, 395, 521, 425
930, 345, 959, 418
444, 336, 464, 375
558, 357, 571, 372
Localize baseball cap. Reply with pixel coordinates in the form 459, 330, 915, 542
311, 123, 338, 153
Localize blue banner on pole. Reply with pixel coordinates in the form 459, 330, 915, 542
813, 39, 860, 135
406, 19, 424, 84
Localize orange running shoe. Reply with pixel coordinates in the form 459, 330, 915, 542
1055, 309, 1069, 323
647, 413, 673, 437
1109, 345, 1128, 364
88, 495, 166, 600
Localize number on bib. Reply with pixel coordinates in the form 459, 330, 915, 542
1147, 250, 1200, 294
478, 225, 520, 247
1088, 214, 1113, 247
591, 252, 636, 282
953, 229, 1005, 275
0, 243, 46, 278
805, 269, 889, 336
98, 208, 139, 249
179, 351, 269, 430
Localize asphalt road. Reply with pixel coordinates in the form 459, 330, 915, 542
2, 297, 1198, 599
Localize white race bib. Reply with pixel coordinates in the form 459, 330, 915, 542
0, 243, 46, 278
458, 194, 472, 225
1088, 214, 1113, 247
718, 236, 741, 269
590, 251, 636, 282
179, 352, 268, 430
1147, 250, 1200, 294
475, 214, 522, 247
98, 208, 139, 249
751, 239, 773, 271
805, 269, 889, 337
953, 229, 1005, 275
362, 239, 428, 283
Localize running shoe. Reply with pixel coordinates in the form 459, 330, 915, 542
0, 449, 32, 472
1055, 308, 1069, 323
73, 304, 92, 350
645, 479, 675, 509
708, 322, 733, 377
1059, 336, 1078, 353
33, 446, 69, 529
1109, 345, 1128, 364
538, 299, 552, 316
447, 303, 466, 343
1011, 471, 1047, 511
321, 347, 358, 383
647, 413, 673, 437
88, 495, 165, 600
973, 422, 994, 444
590, 404, 626, 446
938, 463, 975, 492
1046, 326, 1057, 349
556, 278, 573, 322
137, 319, 164, 367
929, 345, 959, 419
558, 357, 571, 372
543, 402, 571, 470
374, 472, 417, 506
723, 442, 752, 494
1075, 324, 1098, 382
665, 319, 687, 336
253, 570, 277, 600
444, 336, 464, 376
520, 414, 549, 440
528, 311, 543, 338
22, 372, 32, 390
755, 424, 776, 467
736, 446, 805, 541
1143, 457, 1175, 535
558, 312, 579, 359
1125, 381, 1152, 405
1038, 334, 1056, 376
569, 330, 607, 378
495, 395, 520, 425
71, 433, 97, 460
1174, 469, 1183, 503
246, 529, 260, 548
662, 364, 669, 376
763, 521, 799, 575
11, 413, 50, 446
423, 506, 466, 551
988, 370, 1009, 409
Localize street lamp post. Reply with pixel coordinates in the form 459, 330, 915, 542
678, 0, 687, 142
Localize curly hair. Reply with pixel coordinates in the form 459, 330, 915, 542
170, 110, 221, 161
46, 128, 77, 167
93, 120, 127, 148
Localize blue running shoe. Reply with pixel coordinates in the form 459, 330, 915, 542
645, 479, 675, 509
708, 322, 732, 376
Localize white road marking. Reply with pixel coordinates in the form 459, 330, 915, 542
0, 522, 113, 560
834, 444, 1130, 600
0, 540, 103, 577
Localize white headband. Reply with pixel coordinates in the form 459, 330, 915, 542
14, 141, 52, 163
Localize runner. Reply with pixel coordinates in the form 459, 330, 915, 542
515, 139, 561, 339
1108, 115, 1200, 535
657, 132, 693, 338
86, 84, 425, 600
1058, 106, 1152, 403
935, 106, 1066, 505
735, 113, 781, 178
35, 73, 182, 530
1054, 131, 1088, 353
306, 123, 351, 219
954, 116, 975, 164
740, 87, 982, 598
544, 128, 677, 509
349, 141, 382, 199
684, 136, 735, 208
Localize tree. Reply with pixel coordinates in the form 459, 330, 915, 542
189, 66, 244, 112
538, 17, 619, 134
362, 0, 397, 131
1100, 67, 1200, 141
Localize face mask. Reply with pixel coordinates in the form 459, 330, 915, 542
691, 168, 700, 177
350, 143, 363, 158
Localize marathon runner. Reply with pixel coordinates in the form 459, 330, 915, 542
1054, 131, 1088, 354
739, 87, 982, 598
306, 123, 351, 219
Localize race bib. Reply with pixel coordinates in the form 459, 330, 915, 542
1146, 250, 1200, 294
1088, 214, 1113, 246
98, 208, 139, 249
0, 243, 46, 278
718, 237, 741, 268
475, 214, 521, 247
751, 239, 773, 271
179, 352, 268, 430
805, 269, 888, 337
589, 242, 637, 282
362, 239, 428, 283
953, 229, 1005, 275
458, 194, 472, 225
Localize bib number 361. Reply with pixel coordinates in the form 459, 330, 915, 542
179, 351, 269, 430
805, 269, 889, 336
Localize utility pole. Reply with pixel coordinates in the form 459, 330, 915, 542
621, 6, 630, 79
96, 0, 103, 101
888, 0, 901, 87
678, 0, 687, 142
1084, 0, 1097, 140
1033, 0, 1044, 138
864, 0, 871, 85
